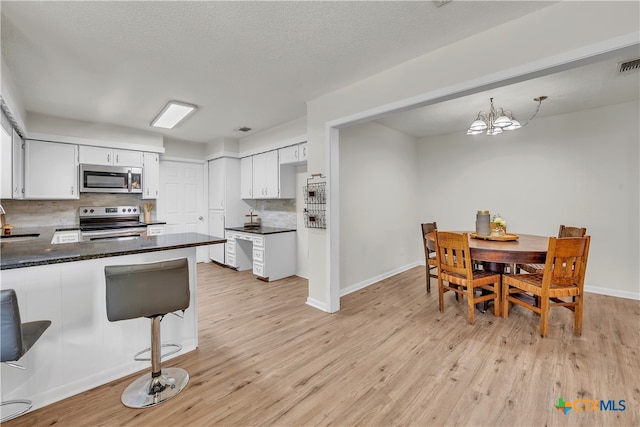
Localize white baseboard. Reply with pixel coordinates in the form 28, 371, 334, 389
340, 261, 422, 297
585, 285, 639, 300
306, 297, 329, 312
29, 341, 197, 413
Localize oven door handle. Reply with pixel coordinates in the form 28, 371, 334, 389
127, 170, 132, 193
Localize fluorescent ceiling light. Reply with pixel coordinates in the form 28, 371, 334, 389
150, 101, 198, 129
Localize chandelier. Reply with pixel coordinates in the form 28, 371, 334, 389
467, 96, 547, 136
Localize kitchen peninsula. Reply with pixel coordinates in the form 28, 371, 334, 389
0, 231, 225, 414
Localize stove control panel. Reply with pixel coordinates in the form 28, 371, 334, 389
79, 206, 140, 218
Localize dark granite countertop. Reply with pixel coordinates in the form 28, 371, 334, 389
0, 226, 225, 270
225, 226, 296, 235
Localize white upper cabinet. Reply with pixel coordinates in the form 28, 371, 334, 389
1, 124, 12, 198
278, 142, 307, 165
142, 152, 159, 199
252, 151, 279, 198
12, 129, 24, 199
79, 146, 143, 167
25, 140, 79, 199
242, 150, 295, 200
240, 157, 253, 199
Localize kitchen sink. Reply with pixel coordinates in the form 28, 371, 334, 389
0, 233, 40, 242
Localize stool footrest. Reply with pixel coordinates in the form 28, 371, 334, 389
1, 399, 33, 422
134, 343, 182, 362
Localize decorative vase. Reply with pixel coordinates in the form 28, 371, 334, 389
476, 210, 491, 236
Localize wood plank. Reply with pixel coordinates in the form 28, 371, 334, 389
4, 263, 638, 426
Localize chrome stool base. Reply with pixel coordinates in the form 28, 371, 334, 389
121, 367, 189, 409
1, 399, 33, 422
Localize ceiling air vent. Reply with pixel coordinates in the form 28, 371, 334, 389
234, 126, 252, 132
619, 59, 640, 74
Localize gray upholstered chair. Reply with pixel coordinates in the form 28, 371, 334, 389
105, 258, 190, 408
1, 289, 51, 422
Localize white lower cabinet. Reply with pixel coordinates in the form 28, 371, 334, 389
224, 230, 295, 281
209, 210, 225, 264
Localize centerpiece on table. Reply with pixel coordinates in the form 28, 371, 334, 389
491, 214, 507, 237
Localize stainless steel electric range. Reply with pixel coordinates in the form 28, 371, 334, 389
79, 206, 148, 242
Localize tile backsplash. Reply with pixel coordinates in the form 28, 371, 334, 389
242, 199, 297, 229
1, 195, 296, 230
0, 194, 153, 228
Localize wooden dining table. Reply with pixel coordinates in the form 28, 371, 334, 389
426, 231, 549, 312
426, 231, 549, 271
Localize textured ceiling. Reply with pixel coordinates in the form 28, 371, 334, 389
1, 0, 559, 143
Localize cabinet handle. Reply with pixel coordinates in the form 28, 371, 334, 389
71, 186, 74, 195
199, 216, 204, 221
107, 153, 110, 163
303, 146, 306, 157
294, 148, 298, 158
116, 154, 119, 163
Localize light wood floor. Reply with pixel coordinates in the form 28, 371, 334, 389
6, 263, 639, 427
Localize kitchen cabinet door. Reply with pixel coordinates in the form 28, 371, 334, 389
209, 158, 225, 209
142, 152, 159, 199
113, 149, 143, 167
252, 151, 279, 198
12, 129, 24, 199
1, 124, 12, 198
278, 143, 308, 166
79, 146, 143, 167
25, 140, 79, 199
209, 210, 225, 264
278, 145, 299, 165
298, 142, 308, 161
240, 156, 253, 199
78, 145, 111, 165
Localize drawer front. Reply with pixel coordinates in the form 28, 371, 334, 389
253, 262, 264, 277
146, 225, 164, 236
252, 247, 263, 262
59, 232, 80, 243
226, 240, 236, 254
226, 254, 236, 267
253, 236, 264, 247
225, 232, 236, 241
233, 232, 252, 241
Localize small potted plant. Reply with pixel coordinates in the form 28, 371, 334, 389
491, 214, 507, 236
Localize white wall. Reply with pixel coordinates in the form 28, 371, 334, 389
163, 137, 207, 160
418, 101, 639, 298
339, 121, 420, 292
1, 56, 27, 133
239, 116, 306, 156
305, 1, 640, 310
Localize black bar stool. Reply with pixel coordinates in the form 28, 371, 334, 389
105, 258, 190, 408
1, 289, 51, 422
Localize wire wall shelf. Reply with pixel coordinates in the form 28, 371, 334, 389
303, 174, 326, 229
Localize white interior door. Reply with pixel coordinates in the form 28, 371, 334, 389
158, 160, 207, 262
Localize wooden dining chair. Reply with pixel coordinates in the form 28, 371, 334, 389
502, 236, 590, 337
421, 222, 438, 292
434, 231, 501, 324
517, 225, 586, 274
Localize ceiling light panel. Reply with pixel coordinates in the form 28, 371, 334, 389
151, 101, 198, 129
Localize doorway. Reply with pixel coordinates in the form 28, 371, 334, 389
157, 160, 208, 262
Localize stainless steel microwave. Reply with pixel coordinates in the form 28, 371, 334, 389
80, 164, 143, 193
